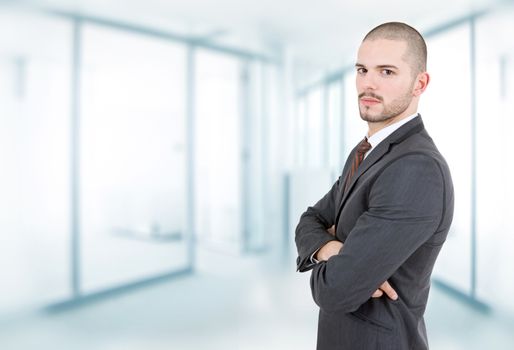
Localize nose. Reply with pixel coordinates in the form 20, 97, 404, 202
357, 71, 377, 91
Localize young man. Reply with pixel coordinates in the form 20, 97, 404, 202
295, 22, 454, 349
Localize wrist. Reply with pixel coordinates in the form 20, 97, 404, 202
317, 240, 343, 261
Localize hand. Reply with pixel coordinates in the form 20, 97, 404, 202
371, 281, 398, 300
327, 225, 336, 236
316, 240, 343, 261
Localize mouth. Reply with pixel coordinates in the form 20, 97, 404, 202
359, 97, 381, 106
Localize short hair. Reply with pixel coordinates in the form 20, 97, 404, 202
363, 22, 427, 75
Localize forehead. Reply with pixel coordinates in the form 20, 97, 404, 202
357, 39, 409, 67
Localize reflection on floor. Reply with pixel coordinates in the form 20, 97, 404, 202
1, 247, 513, 350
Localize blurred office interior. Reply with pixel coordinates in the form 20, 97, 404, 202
1, 0, 514, 349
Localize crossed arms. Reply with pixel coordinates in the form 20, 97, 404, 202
317, 225, 398, 300
295, 154, 444, 313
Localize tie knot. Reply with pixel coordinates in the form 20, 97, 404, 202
357, 137, 372, 155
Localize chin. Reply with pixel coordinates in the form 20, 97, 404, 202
360, 110, 382, 122
360, 113, 393, 123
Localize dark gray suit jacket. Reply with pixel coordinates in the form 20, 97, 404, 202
295, 116, 454, 350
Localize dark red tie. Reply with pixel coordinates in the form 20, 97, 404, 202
344, 137, 372, 193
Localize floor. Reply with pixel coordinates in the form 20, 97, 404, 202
1, 247, 513, 350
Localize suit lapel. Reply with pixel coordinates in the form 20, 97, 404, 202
335, 115, 425, 223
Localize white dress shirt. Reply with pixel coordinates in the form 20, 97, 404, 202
364, 113, 419, 159
310, 113, 420, 263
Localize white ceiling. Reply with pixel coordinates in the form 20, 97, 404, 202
19, 0, 504, 80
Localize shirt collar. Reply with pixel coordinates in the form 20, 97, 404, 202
365, 113, 419, 158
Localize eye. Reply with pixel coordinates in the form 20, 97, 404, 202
357, 67, 367, 74
381, 69, 394, 76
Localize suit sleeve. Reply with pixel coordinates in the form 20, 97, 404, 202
310, 154, 445, 313
295, 176, 342, 272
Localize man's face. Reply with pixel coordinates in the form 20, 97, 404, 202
355, 39, 417, 123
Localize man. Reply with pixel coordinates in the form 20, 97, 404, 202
295, 22, 454, 350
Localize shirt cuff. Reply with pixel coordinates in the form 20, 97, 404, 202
310, 248, 321, 264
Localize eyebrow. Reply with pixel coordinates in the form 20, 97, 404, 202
355, 63, 400, 70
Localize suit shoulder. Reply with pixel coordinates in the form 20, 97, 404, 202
393, 130, 450, 169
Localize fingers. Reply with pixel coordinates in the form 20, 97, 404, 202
380, 281, 398, 300
326, 225, 336, 236
371, 289, 383, 298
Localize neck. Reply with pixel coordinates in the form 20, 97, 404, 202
367, 108, 417, 138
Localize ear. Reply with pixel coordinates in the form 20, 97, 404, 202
412, 72, 430, 97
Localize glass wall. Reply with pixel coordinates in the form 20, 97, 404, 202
0, 6, 280, 314
245, 61, 270, 251
264, 64, 286, 253
421, 24, 473, 294
475, 7, 514, 313
294, 86, 331, 169
306, 87, 324, 167
194, 49, 243, 252
295, 98, 307, 166
0, 10, 72, 312
327, 79, 344, 172
80, 24, 189, 293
